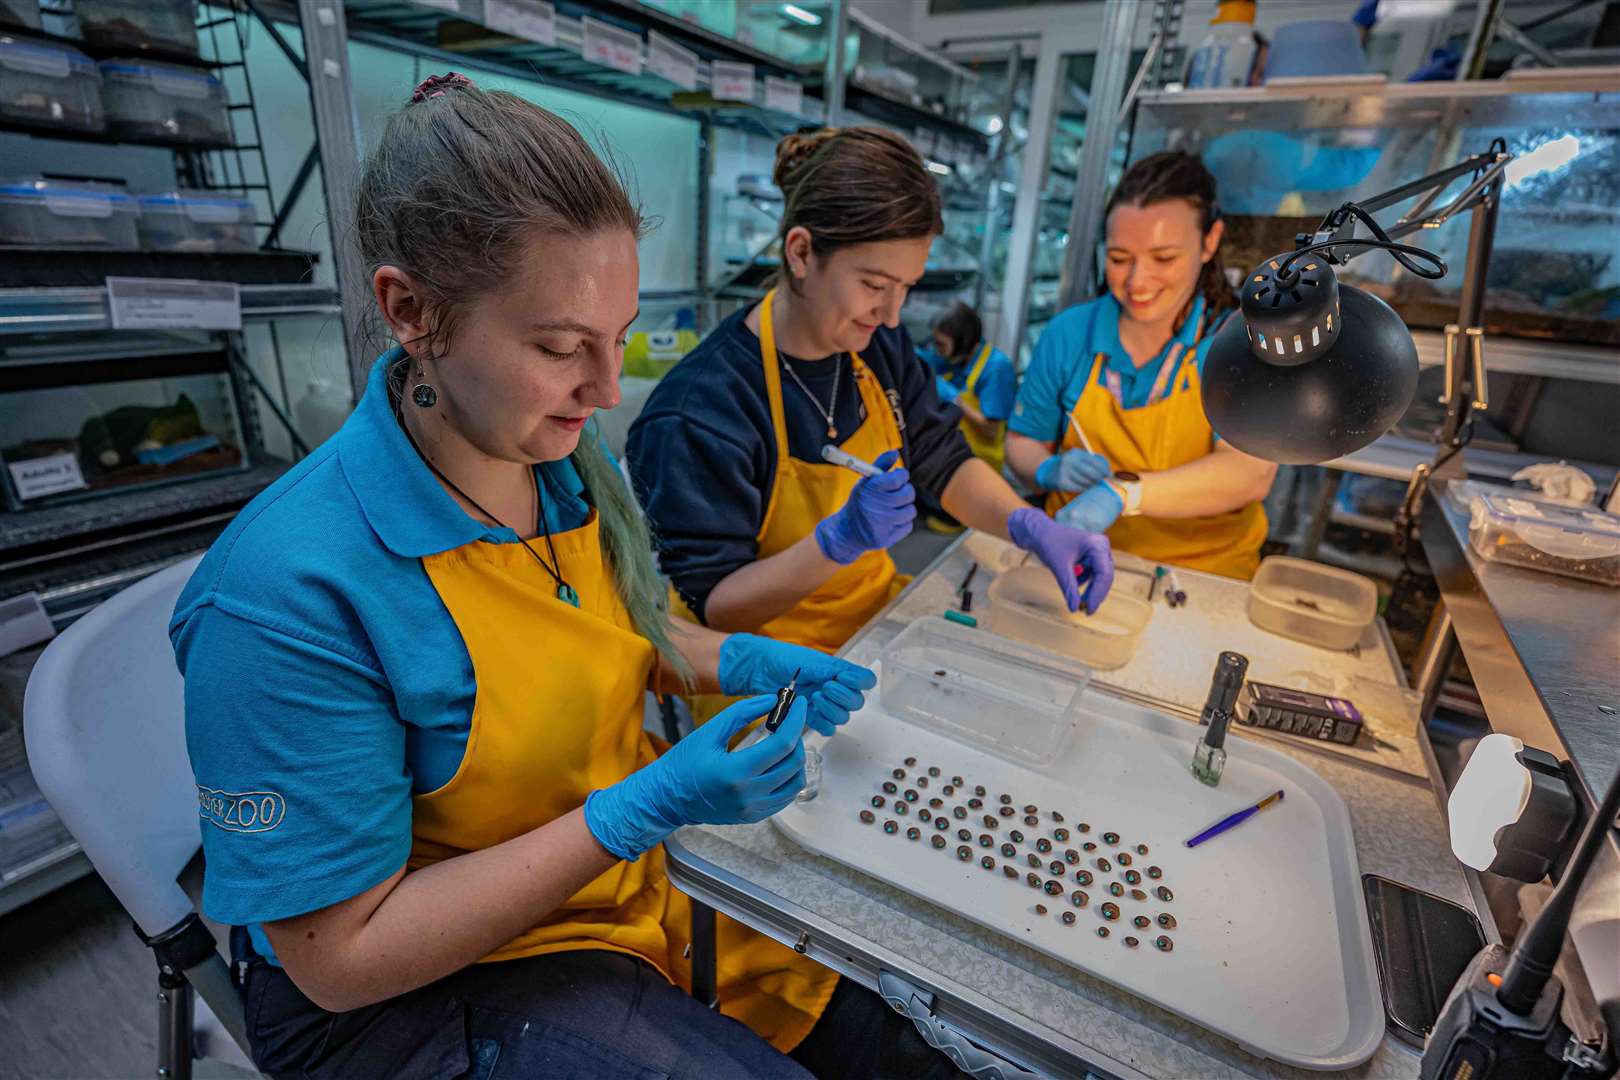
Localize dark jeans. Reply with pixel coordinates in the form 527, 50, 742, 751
241, 947, 967, 1080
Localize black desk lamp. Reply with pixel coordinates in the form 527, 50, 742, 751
1203, 143, 1512, 465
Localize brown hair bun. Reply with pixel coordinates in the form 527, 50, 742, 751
773, 128, 838, 191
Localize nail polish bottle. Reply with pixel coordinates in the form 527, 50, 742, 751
1192, 651, 1249, 786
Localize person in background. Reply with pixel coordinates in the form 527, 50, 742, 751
1004, 151, 1277, 581
924, 301, 1016, 477
628, 127, 1114, 677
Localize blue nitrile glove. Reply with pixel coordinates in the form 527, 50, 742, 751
1034, 449, 1112, 494
1351, 0, 1379, 30
1056, 483, 1125, 534
813, 449, 916, 564
1407, 45, 1459, 82
718, 633, 877, 737
935, 374, 962, 405
1007, 506, 1115, 616
584, 693, 808, 861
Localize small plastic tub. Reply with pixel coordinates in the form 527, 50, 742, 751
136, 189, 253, 251
0, 0, 43, 32
1249, 556, 1376, 650
0, 176, 139, 247
880, 615, 1091, 768
99, 59, 228, 144
0, 35, 104, 132
73, 0, 198, 57
984, 564, 1152, 670
1468, 491, 1620, 586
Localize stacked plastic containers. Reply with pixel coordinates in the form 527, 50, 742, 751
136, 189, 253, 251
99, 59, 227, 143
0, 33, 104, 131
0, 177, 139, 247
74, 0, 199, 56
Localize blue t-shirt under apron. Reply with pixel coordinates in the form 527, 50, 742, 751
923, 343, 1017, 423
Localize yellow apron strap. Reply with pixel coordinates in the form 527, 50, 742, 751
964, 343, 992, 395
757, 289, 791, 540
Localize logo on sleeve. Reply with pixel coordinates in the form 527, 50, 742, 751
197, 786, 286, 834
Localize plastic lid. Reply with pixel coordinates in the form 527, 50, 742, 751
1211, 0, 1257, 24
0, 35, 97, 77
1473, 491, 1620, 559
138, 189, 252, 223
99, 60, 221, 93
0, 177, 135, 217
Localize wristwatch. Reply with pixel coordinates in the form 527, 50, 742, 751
1107, 471, 1144, 517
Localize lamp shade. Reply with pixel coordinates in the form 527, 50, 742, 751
1202, 282, 1420, 464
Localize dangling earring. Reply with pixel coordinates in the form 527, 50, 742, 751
410, 364, 437, 408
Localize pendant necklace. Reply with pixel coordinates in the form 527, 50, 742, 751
781, 353, 843, 440
399, 414, 579, 607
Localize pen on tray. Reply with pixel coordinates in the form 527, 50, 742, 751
820, 444, 883, 478
1184, 790, 1285, 849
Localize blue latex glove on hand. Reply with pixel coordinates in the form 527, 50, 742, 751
1408, 45, 1460, 82
934, 374, 962, 405
1034, 449, 1112, 494
1007, 506, 1115, 616
718, 633, 877, 737
584, 693, 808, 861
1351, 0, 1379, 30
813, 449, 916, 565
1055, 483, 1125, 534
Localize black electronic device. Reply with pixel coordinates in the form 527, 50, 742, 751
1362, 875, 1487, 1049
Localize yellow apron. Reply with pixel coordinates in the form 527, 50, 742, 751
956, 344, 1006, 475
1045, 346, 1268, 581
411, 512, 838, 1052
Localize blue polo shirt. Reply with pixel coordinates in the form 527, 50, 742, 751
923, 343, 1016, 422
1011, 295, 1228, 445
170, 349, 592, 962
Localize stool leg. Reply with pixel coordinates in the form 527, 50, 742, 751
691, 900, 718, 1008
156, 972, 194, 1080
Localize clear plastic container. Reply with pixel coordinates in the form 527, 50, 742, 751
99, 59, 227, 144
984, 565, 1153, 670
136, 189, 252, 251
0, 0, 43, 32
0, 176, 138, 247
879, 615, 1091, 767
1468, 491, 1620, 586
1249, 556, 1378, 650
73, 0, 198, 57
0, 35, 104, 132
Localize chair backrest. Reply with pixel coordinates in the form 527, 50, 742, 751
23, 555, 205, 937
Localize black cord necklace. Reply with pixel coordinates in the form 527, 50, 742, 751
397, 410, 580, 607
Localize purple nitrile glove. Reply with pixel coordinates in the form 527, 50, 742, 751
813, 449, 916, 565
1007, 506, 1115, 616
1034, 449, 1112, 494
1055, 483, 1124, 534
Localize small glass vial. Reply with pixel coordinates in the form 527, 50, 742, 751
1190, 740, 1227, 786
796, 745, 823, 802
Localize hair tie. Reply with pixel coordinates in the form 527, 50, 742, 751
411, 72, 474, 103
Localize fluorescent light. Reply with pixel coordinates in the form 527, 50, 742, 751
925, 159, 952, 176
1505, 134, 1582, 188
987, 116, 1003, 135
781, 3, 822, 25
1448, 733, 1532, 871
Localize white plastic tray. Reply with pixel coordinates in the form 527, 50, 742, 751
774, 678, 1384, 1070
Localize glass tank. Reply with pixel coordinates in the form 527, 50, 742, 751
0, 363, 247, 510
1127, 73, 1620, 348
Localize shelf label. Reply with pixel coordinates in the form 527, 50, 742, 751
413, 0, 464, 11
8, 453, 86, 502
107, 278, 242, 331
711, 60, 755, 102
484, 0, 554, 46
763, 76, 803, 116
0, 591, 56, 658
646, 31, 697, 91
582, 17, 642, 76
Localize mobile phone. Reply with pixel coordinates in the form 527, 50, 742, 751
1362, 874, 1488, 1049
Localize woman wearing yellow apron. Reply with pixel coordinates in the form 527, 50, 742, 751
1005, 151, 1277, 580
168, 77, 946, 1080
628, 127, 1115, 673
924, 301, 1016, 476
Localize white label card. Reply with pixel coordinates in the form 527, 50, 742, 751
483, 0, 554, 46
413, 0, 463, 11
711, 60, 755, 102
581, 17, 642, 76
645, 31, 697, 91
763, 75, 803, 116
8, 452, 86, 501
107, 278, 242, 331
0, 591, 56, 658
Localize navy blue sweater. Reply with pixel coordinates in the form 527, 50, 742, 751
627, 308, 973, 624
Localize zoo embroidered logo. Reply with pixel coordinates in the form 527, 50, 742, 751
197, 787, 286, 834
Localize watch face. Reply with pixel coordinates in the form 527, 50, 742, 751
1113, 471, 1141, 483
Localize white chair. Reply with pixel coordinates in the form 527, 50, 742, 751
23, 554, 261, 1080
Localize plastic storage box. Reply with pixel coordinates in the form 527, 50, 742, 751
879, 615, 1091, 767
1249, 556, 1377, 650
0, 177, 138, 247
1468, 491, 1620, 586
99, 59, 228, 144
136, 189, 252, 251
0, 35, 104, 132
73, 0, 198, 56
984, 564, 1152, 670
0, 366, 247, 510
0, 0, 42, 32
